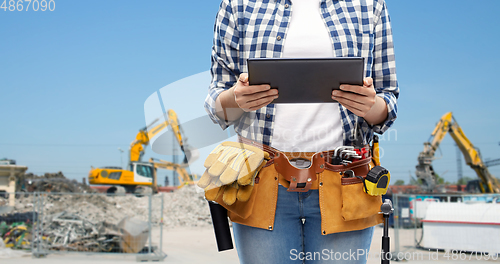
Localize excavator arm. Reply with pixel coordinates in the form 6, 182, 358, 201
416, 112, 500, 193
146, 109, 198, 164
415, 113, 453, 191
130, 109, 198, 164
149, 158, 197, 188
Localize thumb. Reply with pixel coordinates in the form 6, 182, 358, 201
363, 77, 373, 87
239, 73, 249, 83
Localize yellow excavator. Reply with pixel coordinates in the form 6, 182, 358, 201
416, 112, 500, 193
88, 109, 198, 194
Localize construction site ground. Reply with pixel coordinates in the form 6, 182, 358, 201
2, 226, 498, 263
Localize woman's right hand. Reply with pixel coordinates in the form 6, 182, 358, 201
232, 73, 278, 112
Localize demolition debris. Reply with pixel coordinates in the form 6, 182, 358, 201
18, 171, 93, 193
0, 185, 211, 254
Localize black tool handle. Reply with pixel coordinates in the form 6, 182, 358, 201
208, 201, 234, 251
380, 199, 393, 264
381, 237, 390, 264
381, 214, 390, 264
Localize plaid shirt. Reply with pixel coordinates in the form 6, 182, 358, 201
205, 0, 399, 146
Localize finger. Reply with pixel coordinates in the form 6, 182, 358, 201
363, 77, 373, 87
333, 90, 375, 111
237, 184, 254, 202
335, 95, 376, 117
333, 89, 367, 102
239, 73, 249, 83
208, 152, 238, 177
205, 185, 225, 201
236, 84, 273, 96
197, 170, 214, 188
245, 88, 278, 102
237, 88, 277, 109
246, 95, 278, 111
335, 97, 366, 117
222, 182, 238, 205
335, 96, 371, 113
338, 85, 374, 97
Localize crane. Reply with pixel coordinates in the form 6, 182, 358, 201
88, 109, 198, 195
416, 112, 500, 193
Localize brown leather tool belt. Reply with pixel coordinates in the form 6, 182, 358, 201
238, 136, 372, 192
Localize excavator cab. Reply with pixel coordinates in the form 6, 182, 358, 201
132, 163, 154, 184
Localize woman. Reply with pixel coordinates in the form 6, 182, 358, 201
204, 0, 399, 263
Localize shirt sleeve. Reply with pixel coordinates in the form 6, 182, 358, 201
371, 0, 399, 134
204, 0, 241, 130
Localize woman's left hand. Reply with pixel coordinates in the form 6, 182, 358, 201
332, 77, 388, 125
332, 77, 376, 118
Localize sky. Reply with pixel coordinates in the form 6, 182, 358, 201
1, 0, 500, 187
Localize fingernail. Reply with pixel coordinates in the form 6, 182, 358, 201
339, 85, 344, 90
333, 91, 338, 96
274, 96, 279, 99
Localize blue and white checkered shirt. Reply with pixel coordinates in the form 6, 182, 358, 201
205, 0, 399, 146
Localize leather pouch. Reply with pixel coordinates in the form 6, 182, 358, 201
324, 157, 383, 222
223, 165, 280, 231
340, 175, 382, 221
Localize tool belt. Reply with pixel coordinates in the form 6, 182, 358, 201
202, 136, 384, 235
238, 136, 371, 193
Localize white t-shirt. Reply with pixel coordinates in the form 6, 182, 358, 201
270, 0, 343, 152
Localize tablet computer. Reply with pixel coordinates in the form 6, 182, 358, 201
247, 57, 364, 103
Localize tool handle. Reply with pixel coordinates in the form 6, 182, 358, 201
381, 236, 390, 264
208, 201, 234, 251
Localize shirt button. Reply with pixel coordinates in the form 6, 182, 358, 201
285, 4, 289, 8
277, 36, 282, 41
266, 114, 271, 118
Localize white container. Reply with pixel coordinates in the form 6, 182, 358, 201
422, 201, 500, 254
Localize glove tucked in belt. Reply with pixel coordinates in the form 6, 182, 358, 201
197, 142, 270, 205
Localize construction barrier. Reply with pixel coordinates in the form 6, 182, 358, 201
390, 193, 500, 262
0, 192, 166, 261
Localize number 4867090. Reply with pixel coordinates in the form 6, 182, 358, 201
1, 0, 55, 11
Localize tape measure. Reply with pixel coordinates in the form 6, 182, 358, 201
363, 166, 390, 196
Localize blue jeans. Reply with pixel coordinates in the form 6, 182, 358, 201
233, 186, 374, 264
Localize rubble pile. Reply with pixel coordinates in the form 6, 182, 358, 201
1, 185, 212, 254
10, 185, 211, 227
21, 172, 93, 193
40, 212, 123, 252
159, 185, 212, 227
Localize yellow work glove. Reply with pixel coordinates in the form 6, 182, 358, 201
197, 141, 269, 205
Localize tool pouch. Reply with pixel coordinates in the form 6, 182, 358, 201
325, 157, 383, 222
340, 173, 382, 221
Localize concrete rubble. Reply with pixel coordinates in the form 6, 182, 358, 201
20, 172, 93, 193
1, 184, 212, 255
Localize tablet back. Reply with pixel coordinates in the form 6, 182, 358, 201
247, 57, 364, 103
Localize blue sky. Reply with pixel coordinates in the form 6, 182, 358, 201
1, 0, 499, 186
